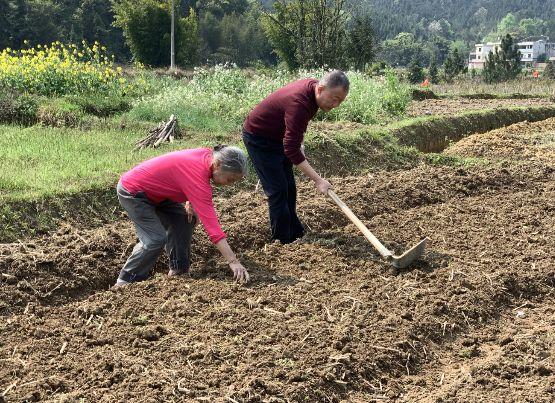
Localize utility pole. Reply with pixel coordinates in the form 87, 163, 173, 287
170, 0, 175, 69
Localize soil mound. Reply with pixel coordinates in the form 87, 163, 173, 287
407, 97, 553, 117
445, 117, 555, 164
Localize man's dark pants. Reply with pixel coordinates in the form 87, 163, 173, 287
243, 130, 304, 244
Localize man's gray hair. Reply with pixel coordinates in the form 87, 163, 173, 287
212, 145, 248, 176
319, 70, 349, 92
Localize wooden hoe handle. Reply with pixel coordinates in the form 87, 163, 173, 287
327, 190, 393, 259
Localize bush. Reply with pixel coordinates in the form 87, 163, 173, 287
367, 61, 387, 77
0, 91, 39, 125
381, 69, 412, 116
128, 65, 290, 131
37, 98, 84, 127
68, 94, 131, 117
545, 61, 555, 79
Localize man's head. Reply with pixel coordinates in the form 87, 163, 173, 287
211, 145, 248, 185
315, 70, 349, 112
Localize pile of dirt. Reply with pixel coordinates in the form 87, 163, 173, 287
444, 117, 555, 164
395, 106, 555, 153
407, 97, 553, 118
1, 119, 554, 401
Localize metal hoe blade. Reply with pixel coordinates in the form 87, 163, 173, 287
388, 238, 428, 269
328, 190, 429, 269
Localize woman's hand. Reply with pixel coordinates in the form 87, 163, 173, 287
184, 201, 196, 224
229, 261, 250, 283
215, 238, 249, 284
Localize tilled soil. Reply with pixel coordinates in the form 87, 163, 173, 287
402, 297, 555, 402
444, 117, 555, 164
1, 119, 554, 402
407, 97, 553, 117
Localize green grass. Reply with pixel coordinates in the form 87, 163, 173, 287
0, 125, 187, 200
0, 117, 421, 204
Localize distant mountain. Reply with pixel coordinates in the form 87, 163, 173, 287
369, 0, 555, 41
260, 0, 555, 42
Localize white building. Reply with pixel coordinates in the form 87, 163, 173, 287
468, 36, 555, 69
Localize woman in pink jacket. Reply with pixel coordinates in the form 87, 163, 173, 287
114, 145, 249, 288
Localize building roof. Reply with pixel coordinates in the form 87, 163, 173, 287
523, 35, 549, 42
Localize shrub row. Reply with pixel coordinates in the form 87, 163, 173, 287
0, 91, 131, 126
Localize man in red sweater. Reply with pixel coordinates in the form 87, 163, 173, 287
243, 70, 349, 244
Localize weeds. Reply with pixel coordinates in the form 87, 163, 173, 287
0, 91, 39, 125
128, 66, 412, 132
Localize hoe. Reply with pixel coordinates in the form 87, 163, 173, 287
328, 190, 427, 269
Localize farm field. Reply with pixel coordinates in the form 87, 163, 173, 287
1, 113, 553, 401
406, 97, 554, 117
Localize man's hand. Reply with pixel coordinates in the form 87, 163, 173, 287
184, 201, 196, 224
296, 160, 331, 196
229, 261, 250, 283
315, 178, 332, 195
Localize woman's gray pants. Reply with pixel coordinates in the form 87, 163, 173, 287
117, 181, 195, 283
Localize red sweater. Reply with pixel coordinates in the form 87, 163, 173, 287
120, 148, 226, 244
243, 79, 319, 165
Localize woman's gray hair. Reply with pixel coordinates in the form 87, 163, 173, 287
212, 144, 248, 176
319, 70, 349, 92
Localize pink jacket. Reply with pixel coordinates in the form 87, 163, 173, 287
120, 148, 226, 244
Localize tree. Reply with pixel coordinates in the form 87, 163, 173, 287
241, 2, 275, 66
77, 0, 130, 61
483, 50, 501, 83
261, 1, 298, 69
443, 47, 466, 82
497, 13, 519, 36
545, 61, 555, 79
112, 0, 179, 67
195, 0, 249, 18
0, 0, 14, 50
497, 33, 521, 80
9, 0, 60, 48
428, 55, 439, 83
195, 1, 272, 66
427, 35, 450, 65
379, 32, 427, 67
198, 10, 220, 59
262, 0, 349, 70
519, 18, 547, 38
483, 34, 521, 83
111, 0, 201, 67
408, 56, 424, 84
484, 13, 550, 42
347, 14, 374, 71
177, 8, 199, 67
